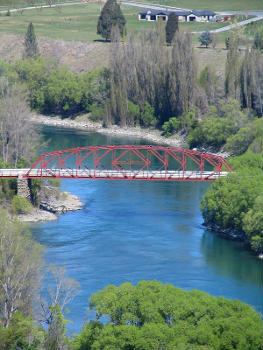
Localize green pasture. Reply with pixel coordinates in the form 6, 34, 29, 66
0, 0, 262, 12
133, 0, 263, 12
0, 3, 244, 42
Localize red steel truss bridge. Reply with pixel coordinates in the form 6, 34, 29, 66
0, 145, 232, 181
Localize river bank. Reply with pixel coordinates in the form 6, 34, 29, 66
18, 190, 83, 222
30, 113, 230, 158
30, 113, 186, 148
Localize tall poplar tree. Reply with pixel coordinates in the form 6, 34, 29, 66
23, 22, 39, 59
97, 0, 126, 41
165, 12, 178, 45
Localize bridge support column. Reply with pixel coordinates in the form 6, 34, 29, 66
17, 177, 31, 202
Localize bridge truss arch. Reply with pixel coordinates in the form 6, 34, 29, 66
24, 145, 232, 181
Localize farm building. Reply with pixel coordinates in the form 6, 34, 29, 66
138, 9, 216, 22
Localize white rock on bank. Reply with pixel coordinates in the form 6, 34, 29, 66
18, 209, 58, 222
40, 192, 83, 213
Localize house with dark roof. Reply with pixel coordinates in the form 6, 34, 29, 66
138, 9, 216, 22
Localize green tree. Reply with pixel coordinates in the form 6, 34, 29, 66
23, 23, 39, 59
127, 100, 140, 126
254, 27, 263, 49
44, 305, 68, 350
141, 102, 156, 127
200, 151, 263, 253
187, 101, 251, 150
11, 195, 33, 214
239, 50, 263, 116
225, 118, 263, 155
162, 117, 181, 136
0, 208, 43, 327
198, 31, 212, 48
224, 34, 240, 99
40, 266, 80, 350
0, 311, 44, 350
74, 281, 263, 350
199, 65, 217, 105
165, 12, 179, 45
97, 0, 126, 41
242, 195, 263, 253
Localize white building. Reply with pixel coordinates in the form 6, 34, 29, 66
138, 9, 216, 23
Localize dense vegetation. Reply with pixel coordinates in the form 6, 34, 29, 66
12, 57, 107, 117
0, 209, 81, 350
201, 150, 263, 254
73, 281, 263, 350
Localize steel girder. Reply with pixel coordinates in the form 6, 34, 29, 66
23, 146, 232, 181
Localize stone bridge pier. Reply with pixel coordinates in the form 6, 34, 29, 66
17, 177, 31, 202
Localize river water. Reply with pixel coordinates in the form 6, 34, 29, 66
31, 126, 263, 335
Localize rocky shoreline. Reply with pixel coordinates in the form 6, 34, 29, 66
30, 113, 230, 158
18, 191, 83, 223
30, 113, 186, 148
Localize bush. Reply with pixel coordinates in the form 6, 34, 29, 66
162, 117, 181, 137
47, 178, 61, 188
188, 117, 236, 149
90, 103, 105, 122
14, 57, 106, 117
225, 119, 263, 155
188, 101, 251, 150
199, 31, 212, 48
11, 195, 32, 214
127, 100, 140, 126
141, 102, 156, 127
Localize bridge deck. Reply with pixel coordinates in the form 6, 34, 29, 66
0, 169, 229, 181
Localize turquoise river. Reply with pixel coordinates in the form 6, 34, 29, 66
31, 126, 263, 335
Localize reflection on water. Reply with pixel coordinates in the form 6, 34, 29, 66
201, 231, 263, 286
30, 127, 263, 334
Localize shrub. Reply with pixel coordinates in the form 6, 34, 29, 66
162, 117, 181, 137
199, 31, 212, 48
48, 178, 61, 188
141, 102, 156, 127
11, 195, 32, 214
90, 104, 105, 122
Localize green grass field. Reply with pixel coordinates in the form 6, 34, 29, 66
0, 0, 262, 12
0, 3, 247, 42
132, 0, 263, 12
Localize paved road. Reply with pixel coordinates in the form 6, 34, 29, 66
193, 15, 263, 33
0, 1, 83, 14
